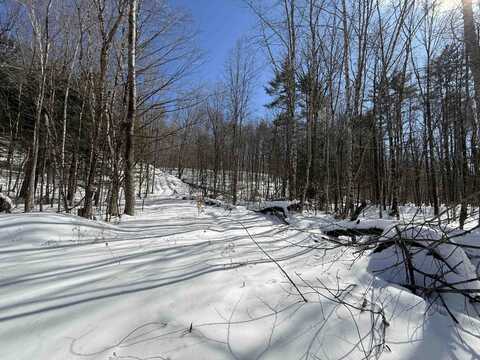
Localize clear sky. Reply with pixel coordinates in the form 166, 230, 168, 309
172, 0, 270, 117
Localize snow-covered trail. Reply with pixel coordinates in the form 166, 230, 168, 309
0, 197, 320, 359
1, 184, 480, 359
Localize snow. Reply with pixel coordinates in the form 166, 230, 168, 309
451, 228, 480, 258
1, 172, 480, 359
151, 169, 190, 198
368, 224, 480, 311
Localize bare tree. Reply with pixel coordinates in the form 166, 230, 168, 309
225, 40, 254, 205
24, 0, 53, 212
123, 0, 137, 216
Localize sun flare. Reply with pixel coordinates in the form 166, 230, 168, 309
439, 0, 460, 10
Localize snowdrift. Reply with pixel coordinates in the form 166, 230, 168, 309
368, 224, 480, 312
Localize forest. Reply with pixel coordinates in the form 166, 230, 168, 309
0, 0, 479, 223
1, 0, 480, 359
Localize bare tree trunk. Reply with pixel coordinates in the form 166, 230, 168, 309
25, 1, 52, 212
83, 1, 125, 218
59, 44, 79, 212
341, 0, 353, 217
124, 0, 137, 216
462, 0, 480, 223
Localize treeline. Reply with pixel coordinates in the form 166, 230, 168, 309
160, 0, 480, 226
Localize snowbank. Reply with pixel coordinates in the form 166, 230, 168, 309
368, 224, 480, 310
0, 212, 118, 247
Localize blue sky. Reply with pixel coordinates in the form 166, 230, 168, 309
173, 0, 271, 116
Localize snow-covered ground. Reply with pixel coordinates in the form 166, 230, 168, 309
1, 172, 480, 359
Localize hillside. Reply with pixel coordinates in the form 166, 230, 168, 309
1, 172, 479, 360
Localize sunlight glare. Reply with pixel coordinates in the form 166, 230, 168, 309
438, 0, 460, 10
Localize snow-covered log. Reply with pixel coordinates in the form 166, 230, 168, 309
368, 224, 480, 316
